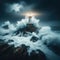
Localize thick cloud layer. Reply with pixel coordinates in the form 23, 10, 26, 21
0, 17, 60, 56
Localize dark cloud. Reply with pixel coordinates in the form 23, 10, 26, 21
0, 0, 60, 26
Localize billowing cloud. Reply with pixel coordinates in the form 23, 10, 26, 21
5, 2, 34, 16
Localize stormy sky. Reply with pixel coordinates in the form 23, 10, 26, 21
0, 1, 60, 60
0, 0, 60, 27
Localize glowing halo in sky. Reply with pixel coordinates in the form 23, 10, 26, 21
21, 11, 41, 17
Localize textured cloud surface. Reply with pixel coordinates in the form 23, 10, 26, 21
0, 17, 60, 56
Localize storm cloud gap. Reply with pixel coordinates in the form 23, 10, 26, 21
0, 17, 60, 55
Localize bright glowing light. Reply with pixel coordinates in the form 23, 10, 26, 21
21, 11, 40, 17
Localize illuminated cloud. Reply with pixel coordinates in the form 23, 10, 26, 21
5, 3, 23, 13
